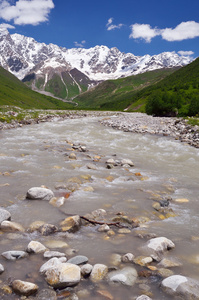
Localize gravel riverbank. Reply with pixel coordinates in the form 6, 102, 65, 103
100, 112, 199, 148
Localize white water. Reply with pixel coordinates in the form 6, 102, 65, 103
0, 116, 199, 299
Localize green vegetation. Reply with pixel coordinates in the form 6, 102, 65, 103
75, 68, 177, 110
0, 66, 74, 110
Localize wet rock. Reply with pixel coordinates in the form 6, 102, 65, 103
26, 187, 54, 201
0, 208, 11, 224
2, 251, 28, 260
67, 255, 88, 265
44, 263, 81, 288
133, 256, 153, 266
157, 268, 174, 278
39, 224, 58, 236
118, 228, 131, 234
158, 257, 182, 268
143, 237, 175, 260
109, 253, 121, 266
122, 253, 135, 263
44, 251, 66, 258
1, 220, 25, 232
36, 288, 57, 300
40, 257, 67, 274
0, 263, 4, 274
107, 267, 138, 286
83, 186, 94, 192
60, 215, 81, 233
121, 159, 134, 167
136, 296, 152, 300
49, 196, 65, 207
97, 289, 114, 300
69, 152, 77, 160
80, 264, 93, 276
27, 241, 47, 253
87, 163, 97, 170
161, 275, 199, 299
45, 240, 69, 249
91, 208, 107, 218
28, 220, 45, 232
90, 264, 108, 282
12, 280, 38, 296
98, 224, 110, 232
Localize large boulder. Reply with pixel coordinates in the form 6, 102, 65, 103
26, 187, 54, 201
161, 275, 199, 299
44, 263, 81, 288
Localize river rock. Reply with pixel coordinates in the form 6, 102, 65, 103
28, 220, 46, 232
87, 163, 97, 170
121, 253, 135, 263
90, 264, 108, 282
0, 263, 4, 274
12, 280, 38, 296
143, 237, 175, 260
36, 288, 57, 300
161, 275, 199, 299
39, 223, 58, 235
81, 264, 93, 276
27, 241, 47, 253
2, 251, 28, 260
0, 208, 11, 224
40, 257, 67, 274
98, 224, 110, 232
69, 152, 77, 160
60, 215, 81, 232
107, 266, 138, 286
67, 255, 88, 265
158, 257, 182, 268
44, 251, 66, 258
1, 220, 25, 232
26, 187, 54, 201
121, 159, 134, 167
44, 263, 81, 288
133, 256, 153, 266
91, 209, 107, 218
136, 296, 152, 300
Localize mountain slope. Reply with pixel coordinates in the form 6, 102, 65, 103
0, 28, 193, 100
75, 68, 178, 110
0, 66, 74, 109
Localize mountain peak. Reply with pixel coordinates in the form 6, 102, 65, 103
0, 27, 9, 37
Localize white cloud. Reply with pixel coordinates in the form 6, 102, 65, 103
162, 21, 199, 41
0, 22, 15, 29
129, 23, 159, 42
178, 50, 194, 56
129, 21, 199, 42
106, 17, 123, 31
0, 0, 55, 26
74, 40, 86, 48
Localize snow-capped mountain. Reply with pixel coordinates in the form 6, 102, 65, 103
0, 28, 193, 99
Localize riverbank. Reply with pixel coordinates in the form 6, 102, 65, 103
100, 112, 199, 148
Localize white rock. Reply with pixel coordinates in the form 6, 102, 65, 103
121, 159, 134, 167
0, 208, 11, 224
43, 251, 66, 258
122, 253, 135, 263
26, 187, 54, 201
27, 241, 47, 253
0, 263, 4, 274
107, 267, 138, 286
2, 251, 28, 260
40, 257, 67, 274
1, 220, 25, 232
81, 264, 93, 276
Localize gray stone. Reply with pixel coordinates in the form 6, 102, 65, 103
40, 257, 67, 274
27, 241, 47, 253
121, 159, 134, 167
87, 163, 97, 170
67, 255, 88, 265
2, 251, 28, 260
136, 296, 152, 300
143, 237, 175, 259
26, 187, 54, 201
81, 264, 93, 276
39, 224, 58, 235
12, 280, 38, 296
0, 208, 11, 224
98, 224, 110, 232
158, 257, 182, 268
161, 275, 199, 299
37, 289, 57, 300
91, 209, 107, 218
122, 253, 135, 263
1, 220, 25, 232
44, 263, 81, 288
0, 263, 4, 274
107, 267, 138, 286
43, 251, 66, 258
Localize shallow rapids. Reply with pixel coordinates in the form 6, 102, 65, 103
0, 115, 199, 299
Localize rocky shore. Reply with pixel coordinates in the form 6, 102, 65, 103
100, 112, 199, 148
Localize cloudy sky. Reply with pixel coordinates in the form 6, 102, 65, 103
0, 0, 199, 58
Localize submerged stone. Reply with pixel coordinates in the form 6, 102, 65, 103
26, 187, 54, 201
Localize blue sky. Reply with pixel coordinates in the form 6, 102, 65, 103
0, 0, 199, 58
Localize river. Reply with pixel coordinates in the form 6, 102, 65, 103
0, 115, 199, 299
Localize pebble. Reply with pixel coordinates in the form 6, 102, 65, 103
122, 253, 135, 263
80, 264, 93, 276
12, 280, 38, 296
43, 251, 66, 258
90, 264, 108, 282
0, 208, 11, 224
26, 187, 54, 201
40, 257, 67, 274
27, 241, 47, 253
60, 215, 81, 233
67, 255, 88, 265
1, 220, 25, 232
2, 251, 28, 260
0, 263, 4, 274
107, 266, 138, 286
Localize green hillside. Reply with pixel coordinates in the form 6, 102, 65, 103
75, 68, 177, 110
127, 57, 199, 116
0, 66, 74, 110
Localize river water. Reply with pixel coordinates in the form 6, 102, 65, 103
0, 115, 199, 299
